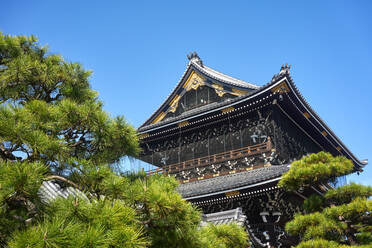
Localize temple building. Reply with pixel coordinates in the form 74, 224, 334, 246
137, 52, 367, 247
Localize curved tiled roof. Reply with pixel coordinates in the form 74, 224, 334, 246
201, 207, 246, 226
137, 69, 288, 133
178, 165, 290, 199
283, 74, 368, 168
191, 60, 259, 90
38, 180, 88, 203
139, 70, 367, 169
139, 54, 260, 129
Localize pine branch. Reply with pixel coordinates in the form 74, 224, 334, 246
46, 175, 81, 189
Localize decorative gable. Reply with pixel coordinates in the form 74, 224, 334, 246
151, 70, 251, 124
141, 52, 259, 128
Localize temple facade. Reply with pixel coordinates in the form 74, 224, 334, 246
137, 52, 367, 247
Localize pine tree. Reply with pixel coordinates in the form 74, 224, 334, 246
278, 152, 372, 247
0, 33, 248, 248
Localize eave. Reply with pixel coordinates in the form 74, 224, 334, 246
139, 71, 367, 170
282, 74, 367, 169
138, 75, 279, 133
179, 165, 289, 199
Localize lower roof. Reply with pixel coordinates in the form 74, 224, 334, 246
201, 207, 246, 226
178, 164, 289, 199
38, 180, 87, 203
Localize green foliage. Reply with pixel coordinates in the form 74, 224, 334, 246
294, 239, 343, 248
355, 231, 372, 245
303, 195, 325, 213
324, 197, 371, 227
294, 238, 372, 248
0, 161, 46, 241
286, 212, 345, 241
8, 217, 82, 248
12, 196, 147, 248
0, 32, 139, 169
287, 196, 372, 247
200, 223, 249, 248
133, 175, 202, 248
325, 183, 372, 205
280, 152, 372, 247
0, 161, 46, 201
8, 175, 248, 248
0, 32, 249, 248
0, 32, 142, 246
0, 33, 94, 104
294, 239, 352, 248
278, 152, 353, 191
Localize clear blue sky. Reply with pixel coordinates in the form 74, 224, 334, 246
2, 1, 371, 185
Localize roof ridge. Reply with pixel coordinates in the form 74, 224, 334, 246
191, 60, 260, 89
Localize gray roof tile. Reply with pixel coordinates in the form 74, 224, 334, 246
192, 61, 259, 89
201, 207, 246, 226
178, 165, 289, 198
139, 58, 260, 129
38, 181, 88, 203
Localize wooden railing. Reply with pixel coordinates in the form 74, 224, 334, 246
145, 137, 273, 176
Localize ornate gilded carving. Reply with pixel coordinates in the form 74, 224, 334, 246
221, 106, 235, 114
303, 112, 310, 119
225, 190, 240, 197
139, 133, 149, 139
212, 83, 226, 97
169, 95, 181, 113
142, 108, 317, 172
151, 71, 251, 122
151, 112, 166, 124
231, 88, 249, 96
271, 82, 290, 94
178, 121, 189, 127
212, 84, 246, 97
183, 71, 205, 91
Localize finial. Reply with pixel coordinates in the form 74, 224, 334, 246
187, 51, 203, 67
279, 63, 291, 75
